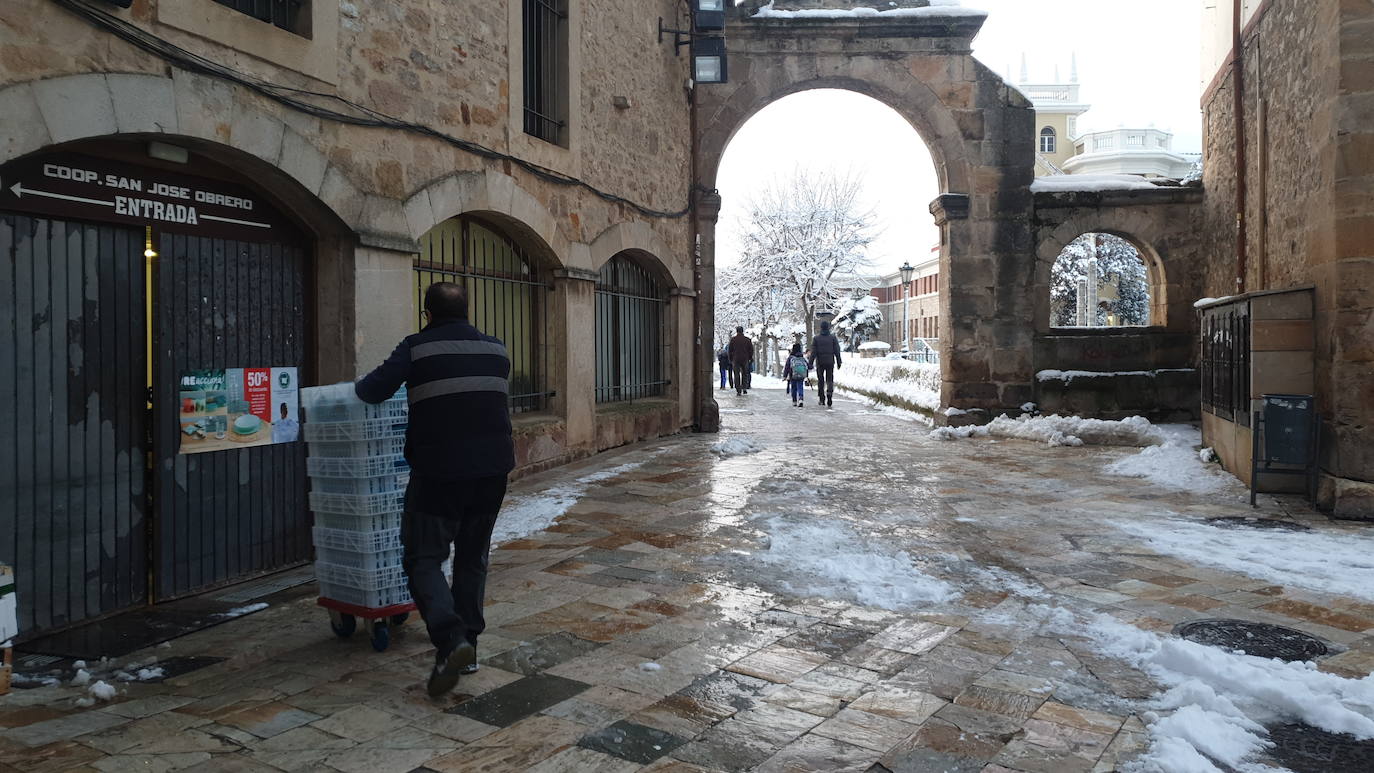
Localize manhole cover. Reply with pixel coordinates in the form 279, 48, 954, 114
1174, 620, 1328, 661
1206, 517, 1311, 532
1267, 724, 1374, 772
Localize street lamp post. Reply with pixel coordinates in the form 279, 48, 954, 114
899, 261, 915, 355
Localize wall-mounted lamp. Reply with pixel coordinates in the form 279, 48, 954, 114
659, 1, 729, 85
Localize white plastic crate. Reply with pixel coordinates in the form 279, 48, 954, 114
318, 580, 413, 609
309, 489, 406, 516
306, 435, 407, 459
313, 511, 403, 533
303, 417, 407, 442
301, 383, 408, 424
315, 561, 407, 591
312, 525, 403, 553
309, 474, 408, 496
307, 454, 409, 478
316, 547, 404, 572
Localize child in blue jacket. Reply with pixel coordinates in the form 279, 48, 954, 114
784, 343, 809, 407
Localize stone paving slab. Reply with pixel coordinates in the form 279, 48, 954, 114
3, 386, 1372, 771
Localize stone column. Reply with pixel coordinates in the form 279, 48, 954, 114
695, 190, 722, 433
670, 287, 698, 430
551, 268, 598, 453
352, 242, 415, 377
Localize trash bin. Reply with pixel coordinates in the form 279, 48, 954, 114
1251, 394, 1318, 506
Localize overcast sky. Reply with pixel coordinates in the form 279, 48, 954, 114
715, 0, 1203, 274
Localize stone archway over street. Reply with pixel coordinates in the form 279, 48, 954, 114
696, 0, 1038, 428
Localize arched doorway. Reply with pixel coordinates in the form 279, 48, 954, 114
693, 5, 1038, 427
0, 135, 344, 634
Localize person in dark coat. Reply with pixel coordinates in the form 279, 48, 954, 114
355, 281, 512, 697
808, 320, 843, 408
784, 342, 810, 407
717, 347, 731, 390
727, 326, 754, 396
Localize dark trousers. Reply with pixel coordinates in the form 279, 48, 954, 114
816, 362, 835, 400
401, 475, 508, 652
732, 363, 749, 393
719, 365, 729, 389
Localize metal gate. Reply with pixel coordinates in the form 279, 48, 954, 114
0, 214, 149, 633
152, 232, 310, 599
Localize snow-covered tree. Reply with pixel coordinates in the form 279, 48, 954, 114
832, 290, 884, 351
1050, 233, 1150, 327
732, 170, 877, 342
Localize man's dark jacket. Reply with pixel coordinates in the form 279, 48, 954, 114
809, 333, 843, 367
728, 333, 754, 366
355, 318, 514, 481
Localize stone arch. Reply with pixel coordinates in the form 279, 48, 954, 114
403, 171, 569, 271
1036, 215, 1175, 333
0, 72, 390, 239
589, 221, 683, 288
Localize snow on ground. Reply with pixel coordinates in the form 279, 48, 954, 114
492, 453, 660, 545
749, 516, 957, 610
712, 436, 764, 457
1039, 606, 1374, 772
220, 602, 269, 618
753, 0, 985, 20
1030, 174, 1162, 193
1113, 517, 1374, 603
1105, 425, 1238, 495
832, 359, 941, 414
929, 414, 1164, 447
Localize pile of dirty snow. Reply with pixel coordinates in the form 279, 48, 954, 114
712, 436, 763, 457
1105, 425, 1236, 494
1045, 607, 1374, 772
751, 516, 956, 609
929, 414, 1163, 447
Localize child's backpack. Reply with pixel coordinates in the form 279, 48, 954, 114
789, 356, 808, 380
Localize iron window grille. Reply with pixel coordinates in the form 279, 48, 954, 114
523, 0, 569, 145
414, 217, 553, 414
212, 0, 307, 34
1200, 303, 1251, 426
595, 255, 668, 403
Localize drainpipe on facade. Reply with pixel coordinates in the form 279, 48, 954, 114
1233, 0, 1248, 294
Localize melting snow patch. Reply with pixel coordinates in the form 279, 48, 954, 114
221, 603, 269, 617
638, 662, 663, 672
930, 415, 1163, 447
929, 425, 989, 441
750, 516, 956, 609
1106, 426, 1236, 495
1048, 609, 1374, 772
1113, 517, 1374, 602
71, 668, 92, 686
88, 681, 118, 702
712, 436, 763, 457
493, 453, 659, 545
136, 667, 166, 681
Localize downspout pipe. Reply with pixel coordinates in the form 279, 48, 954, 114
1233, 0, 1248, 293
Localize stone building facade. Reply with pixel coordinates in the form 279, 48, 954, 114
1197, 0, 1374, 517
0, 0, 697, 633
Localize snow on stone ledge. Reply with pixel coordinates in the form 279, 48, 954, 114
1030, 174, 1161, 194
858, 341, 891, 351
753, 0, 987, 20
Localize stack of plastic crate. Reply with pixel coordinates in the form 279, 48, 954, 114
300, 383, 413, 611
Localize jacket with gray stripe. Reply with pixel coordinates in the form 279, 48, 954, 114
355, 319, 515, 481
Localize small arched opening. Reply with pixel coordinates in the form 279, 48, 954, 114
414, 214, 553, 414
1049, 232, 1154, 329
595, 250, 671, 404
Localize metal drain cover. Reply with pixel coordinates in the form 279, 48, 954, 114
1267, 724, 1374, 772
1206, 517, 1311, 532
1173, 619, 1329, 662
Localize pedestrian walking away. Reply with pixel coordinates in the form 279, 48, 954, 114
784, 343, 810, 407
808, 320, 843, 408
355, 281, 515, 697
728, 326, 754, 396
717, 346, 731, 390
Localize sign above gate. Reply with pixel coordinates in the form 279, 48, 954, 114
0, 152, 298, 240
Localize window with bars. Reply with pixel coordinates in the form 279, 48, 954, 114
1200, 303, 1251, 426
212, 0, 307, 34
414, 216, 552, 413
523, 0, 569, 145
595, 255, 668, 404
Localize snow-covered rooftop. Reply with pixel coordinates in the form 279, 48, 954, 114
752, 0, 987, 20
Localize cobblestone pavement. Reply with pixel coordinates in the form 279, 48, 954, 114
3, 384, 1372, 772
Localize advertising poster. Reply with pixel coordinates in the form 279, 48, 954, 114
178, 367, 300, 454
